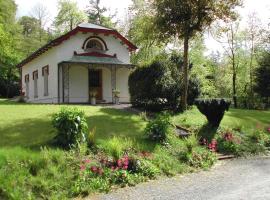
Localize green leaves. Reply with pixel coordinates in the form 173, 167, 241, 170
51, 107, 88, 148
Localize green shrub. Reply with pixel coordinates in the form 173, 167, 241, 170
137, 159, 160, 178
185, 147, 217, 169
195, 98, 231, 127
52, 107, 88, 148
145, 113, 171, 142
128, 61, 182, 111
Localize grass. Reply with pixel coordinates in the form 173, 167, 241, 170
0, 99, 146, 148
0, 99, 269, 199
173, 106, 270, 133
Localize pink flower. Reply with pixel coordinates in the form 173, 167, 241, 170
117, 159, 122, 167
267, 127, 270, 133
90, 166, 98, 173
80, 165, 86, 171
84, 159, 91, 164
123, 165, 128, 170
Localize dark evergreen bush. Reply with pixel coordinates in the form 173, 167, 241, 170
195, 98, 231, 127
129, 61, 182, 111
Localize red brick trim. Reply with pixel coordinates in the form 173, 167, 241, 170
74, 51, 117, 58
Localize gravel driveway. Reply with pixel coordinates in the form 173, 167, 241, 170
89, 156, 270, 200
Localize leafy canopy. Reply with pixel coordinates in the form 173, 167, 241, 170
154, 0, 242, 39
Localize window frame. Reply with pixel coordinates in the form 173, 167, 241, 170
33, 70, 38, 98
42, 65, 49, 96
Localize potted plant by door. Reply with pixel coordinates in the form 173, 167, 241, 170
112, 89, 120, 104
89, 89, 97, 105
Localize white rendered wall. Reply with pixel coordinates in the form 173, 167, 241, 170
69, 65, 89, 103
116, 68, 131, 102
21, 31, 132, 103
21, 48, 59, 103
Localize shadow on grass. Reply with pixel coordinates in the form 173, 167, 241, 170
86, 107, 156, 152
0, 107, 155, 152
0, 118, 56, 150
198, 123, 219, 141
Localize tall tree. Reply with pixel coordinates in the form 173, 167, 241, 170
244, 12, 263, 105
215, 21, 246, 108
31, 3, 50, 42
18, 16, 43, 56
54, 0, 87, 33
254, 51, 270, 107
153, 0, 241, 110
0, 0, 20, 97
86, 0, 116, 28
128, 0, 162, 65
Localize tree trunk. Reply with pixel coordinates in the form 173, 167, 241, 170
232, 55, 237, 108
249, 37, 254, 107
181, 35, 189, 110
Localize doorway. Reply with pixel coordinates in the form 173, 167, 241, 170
89, 69, 102, 101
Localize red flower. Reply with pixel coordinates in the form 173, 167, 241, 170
90, 166, 98, 173
117, 159, 122, 167
84, 159, 91, 164
80, 165, 86, 171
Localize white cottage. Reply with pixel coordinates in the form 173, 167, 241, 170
17, 23, 137, 104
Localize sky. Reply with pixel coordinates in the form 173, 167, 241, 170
15, 0, 270, 52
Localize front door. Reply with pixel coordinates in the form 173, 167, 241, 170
89, 69, 102, 101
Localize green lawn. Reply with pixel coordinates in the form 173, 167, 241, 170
0, 99, 146, 148
173, 106, 270, 132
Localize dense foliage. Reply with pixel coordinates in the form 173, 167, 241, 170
254, 51, 270, 108
52, 107, 88, 148
195, 99, 231, 127
129, 61, 182, 111
145, 113, 171, 142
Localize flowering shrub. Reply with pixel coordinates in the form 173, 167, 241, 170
200, 138, 218, 152
183, 147, 217, 169
216, 131, 241, 155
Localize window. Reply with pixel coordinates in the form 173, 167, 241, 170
42, 66, 49, 96
33, 70, 38, 98
25, 74, 29, 98
86, 39, 104, 50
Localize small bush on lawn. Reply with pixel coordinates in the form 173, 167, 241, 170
195, 98, 231, 127
145, 112, 171, 142
52, 107, 88, 148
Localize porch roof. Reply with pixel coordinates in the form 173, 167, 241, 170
59, 55, 135, 67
